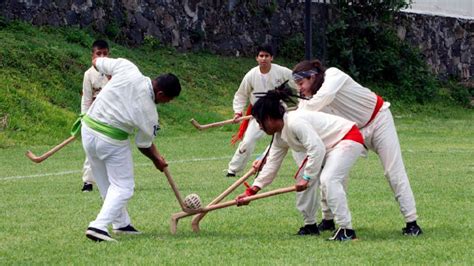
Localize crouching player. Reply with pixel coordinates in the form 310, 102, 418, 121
81, 57, 181, 242
237, 88, 364, 241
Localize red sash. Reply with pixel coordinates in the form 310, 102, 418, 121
362, 94, 384, 128
230, 104, 253, 145
342, 125, 364, 145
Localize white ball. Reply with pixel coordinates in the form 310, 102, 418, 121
184, 193, 202, 210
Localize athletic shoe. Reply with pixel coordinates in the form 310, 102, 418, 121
402, 222, 423, 236
85, 227, 117, 242
226, 171, 236, 177
297, 223, 320, 235
113, 224, 142, 235
81, 182, 93, 192
317, 219, 336, 232
328, 228, 357, 241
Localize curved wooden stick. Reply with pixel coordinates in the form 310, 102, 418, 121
169, 168, 255, 234
190, 107, 296, 131
163, 167, 200, 214
25, 135, 76, 163
191, 168, 256, 232
190, 115, 252, 130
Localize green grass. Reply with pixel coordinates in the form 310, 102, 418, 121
1, 110, 473, 264
1, 19, 473, 264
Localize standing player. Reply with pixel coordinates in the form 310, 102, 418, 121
226, 44, 293, 177
80, 39, 110, 192
293, 59, 423, 236
81, 57, 181, 242
238, 89, 365, 241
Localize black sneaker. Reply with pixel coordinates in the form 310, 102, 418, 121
113, 224, 142, 235
318, 219, 336, 232
85, 227, 117, 242
402, 221, 423, 236
226, 172, 236, 177
81, 182, 93, 192
297, 223, 320, 235
328, 228, 357, 241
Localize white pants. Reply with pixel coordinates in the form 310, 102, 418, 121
81, 126, 134, 232
228, 119, 265, 173
361, 107, 417, 222
293, 151, 320, 225
82, 157, 95, 183
294, 140, 364, 228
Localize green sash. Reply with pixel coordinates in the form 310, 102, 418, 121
70, 114, 129, 141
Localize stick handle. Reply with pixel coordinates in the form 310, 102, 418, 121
190, 115, 252, 130
191, 107, 296, 131
25, 135, 76, 163
163, 167, 187, 211
201, 186, 296, 212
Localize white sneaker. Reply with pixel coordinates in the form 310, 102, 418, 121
85, 227, 117, 242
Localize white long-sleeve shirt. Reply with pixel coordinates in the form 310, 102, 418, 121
298, 67, 386, 128
252, 110, 355, 189
87, 58, 159, 148
233, 63, 293, 114
81, 66, 109, 114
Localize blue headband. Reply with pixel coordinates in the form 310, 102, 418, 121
292, 69, 319, 81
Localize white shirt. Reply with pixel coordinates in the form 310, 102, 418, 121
253, 110, 355, 189
233, 63, 293, 114
87, 58, 159, 148
298, 67, 387, 128
81, 66, 109, 114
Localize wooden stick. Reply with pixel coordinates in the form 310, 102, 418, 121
170, 168, 255, 234
163, 167, 199, 214
191, 168, 256, 232
190, 115, 252, 130
199, 185, 296, 212
190, 107, 297, 131
25, 135, 76, 163
170, 185, 296, 234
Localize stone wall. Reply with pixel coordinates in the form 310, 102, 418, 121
0, 0, 472, 80
0, 0, 306, 56
395, 12, 473, 81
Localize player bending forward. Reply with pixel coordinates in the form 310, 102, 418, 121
237, 88, 364, 241
81, 57, 181, 242
293, 59, 422, 236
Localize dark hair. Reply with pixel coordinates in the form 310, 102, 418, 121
256, 44, 274, 57
252, 84, 298, 124
92, 40, 109, 52
155, 73, 181, 98
293, 60, 326, 95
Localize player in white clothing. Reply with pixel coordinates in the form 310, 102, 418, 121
226, 45, 293, 177
237, 88, 365, 241
81, 57, 181, 242
293, 59, 422, 236
80, 40, 110, 192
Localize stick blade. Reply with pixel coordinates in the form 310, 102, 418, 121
189, 119, 203, 130
170, 216, 178, 235
25, 150, 43, 163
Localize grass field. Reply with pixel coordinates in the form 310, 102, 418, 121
1, 109, 473, 265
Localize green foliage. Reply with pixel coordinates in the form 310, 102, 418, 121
143, 34, 162, 50
325, 0, 438, 103
105, 20, 120, 40
438, 80, 473, 107
279, 33, 305, 62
